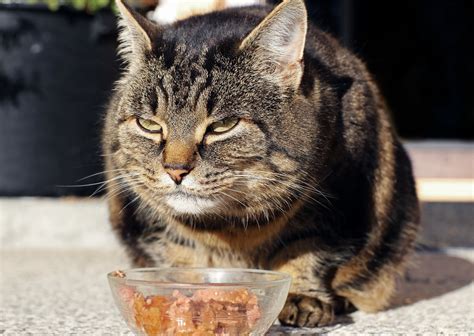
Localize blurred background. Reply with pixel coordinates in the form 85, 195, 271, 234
0, 0, 472, 196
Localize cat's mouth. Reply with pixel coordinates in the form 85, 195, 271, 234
165, 191, 219, 214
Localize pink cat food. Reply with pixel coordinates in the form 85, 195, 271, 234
121, 287, 261, 336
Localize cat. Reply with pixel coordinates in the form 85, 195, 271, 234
102, 0, 420, 327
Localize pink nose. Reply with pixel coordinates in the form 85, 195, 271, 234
165, 168, 190, 184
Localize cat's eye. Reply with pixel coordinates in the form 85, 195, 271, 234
208, 118, 239, 134
136, 118, 162, 133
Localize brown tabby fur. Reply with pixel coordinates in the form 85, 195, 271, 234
102, 0, 420, 327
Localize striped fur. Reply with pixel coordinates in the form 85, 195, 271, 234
102, 0, 420, 327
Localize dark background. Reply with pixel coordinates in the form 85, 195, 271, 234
288, 0, 473, 139
0, 0, 472, 196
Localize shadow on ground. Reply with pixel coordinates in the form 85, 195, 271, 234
268, 252, 474, 335
392, 252, 474, 308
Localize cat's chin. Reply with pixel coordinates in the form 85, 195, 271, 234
165, 193, 219, 214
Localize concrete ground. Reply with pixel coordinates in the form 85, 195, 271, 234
1, 198, 473, 335
1, 248, 473, 335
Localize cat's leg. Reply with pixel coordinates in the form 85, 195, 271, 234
332, 266, 397, 312
279, 292, 335, 327
270, 245, 340, 327
331, 232, 416, 313
107, 179, 158, 267
331, 144, 420, 313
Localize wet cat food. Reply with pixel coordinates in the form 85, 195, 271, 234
120, 287, 261, 335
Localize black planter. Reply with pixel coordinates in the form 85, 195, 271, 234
0, 5, 120, 196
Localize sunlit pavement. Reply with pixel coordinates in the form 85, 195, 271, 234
1, 247, 472, 334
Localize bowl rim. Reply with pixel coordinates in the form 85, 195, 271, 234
107, 267, 292, 287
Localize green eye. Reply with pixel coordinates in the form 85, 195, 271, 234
136, 118, 162, 133
208, 118, 239, 134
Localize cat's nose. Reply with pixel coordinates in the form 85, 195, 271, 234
164, 164, 192, 185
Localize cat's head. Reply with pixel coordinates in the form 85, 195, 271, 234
105, 0, 324, 225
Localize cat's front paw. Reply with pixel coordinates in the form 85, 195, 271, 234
279, 293, 334, 328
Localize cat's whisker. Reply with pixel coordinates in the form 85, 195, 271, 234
240, 170, 334, 200
214, 189, 262, 231
233, 172, 321, 196
230, 181, 292, 215
58, 181, 110, 188
119, 194, 141, 214
217, 190, 248, 209
103, 179, 143, 201
76, 168, 129, 182
90, 173, 141, 197
233, 173, 332, 211
230, 180, 292, 209
240, 171, 330, 196
57, 173, 139, 201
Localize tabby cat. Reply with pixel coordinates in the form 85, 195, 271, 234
103, 0, 419, 327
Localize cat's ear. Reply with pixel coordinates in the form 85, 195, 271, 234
115, 0, 158, 61
240, 0, 307, 89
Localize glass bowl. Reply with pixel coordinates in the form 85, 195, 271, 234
107, 268, 291, 336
